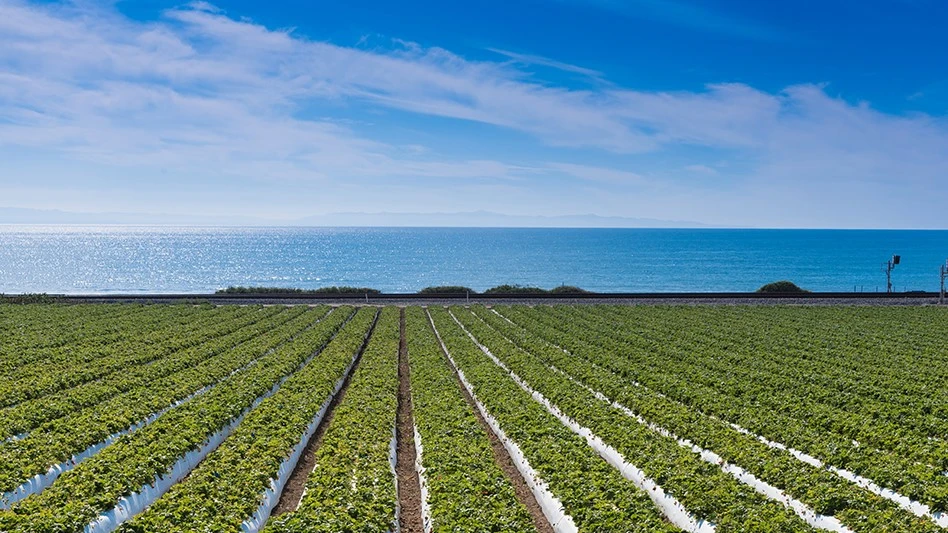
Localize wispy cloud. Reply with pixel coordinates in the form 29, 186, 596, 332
486, 48, 604, 79
0, 1, 946, 227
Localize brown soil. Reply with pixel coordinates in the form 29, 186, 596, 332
424, 308, 554, 533
396, 307, 425, 533
270, 309, 380, 516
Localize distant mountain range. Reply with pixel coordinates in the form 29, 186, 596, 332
0, 207, 712, 228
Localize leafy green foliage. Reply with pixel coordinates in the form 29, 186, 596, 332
482, 284, 547, 294
0, 293, 59, 304
0, 307, 358, 532
428, 307, 679, 532
0, 306, 292, 440
549, 285, 593, 294
217, 286, 381, 295
264, 308, 400, 533
120, 308, 380, 532
756, 281, 810, 293
454, 306, 811, 532
495, 304, 948, 529
405, 307, 533, 531
483, 284, 592, 295
2, 303, 946, 532
418, 286, 476, 294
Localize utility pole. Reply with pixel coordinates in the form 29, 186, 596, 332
940, 260, 947, 305
882, 254, 900, 294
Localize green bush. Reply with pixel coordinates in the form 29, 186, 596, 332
549, 285, 593, 294
0, 293, 59, 304
216, 286, 304, 294
756, 281, 809, 294
418, 286, 476, 294
216, 286, 380, 295
483, 284, 548, 295
312, 286, 381, 295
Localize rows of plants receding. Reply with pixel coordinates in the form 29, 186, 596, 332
263, 307, 400, 532
526, 305, 948, 513
404, 306, 534, 531
0, 304, 205, 375
0, 306, 334, 499
451, 306, 816, 532
0, 304, 251, 406
0, 303, 150, 363
0, 306, 358, 532
588, 305, 946, 439
0, 302, 944, 532
484, 305, 944, 532
428, 306, 680, 532
0, 305, 295, 440
120, 307, 380, 532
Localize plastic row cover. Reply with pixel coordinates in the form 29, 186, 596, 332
413, 425, 433, 533
451, 314, 709, 533
240, 355, 360, 533
85, 342, 330, 533
730, 423, 948, 529
390, 426, 400, 533
428, 315, 577, 533
2, 383, 212, 510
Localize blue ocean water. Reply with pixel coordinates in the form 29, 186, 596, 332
0, 226, 946, 294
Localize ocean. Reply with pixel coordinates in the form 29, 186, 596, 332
0, 226, 946, 294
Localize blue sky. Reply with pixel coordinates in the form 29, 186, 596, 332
1, 0, 947, 227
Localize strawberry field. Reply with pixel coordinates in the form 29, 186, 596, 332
0, 303, 945, 532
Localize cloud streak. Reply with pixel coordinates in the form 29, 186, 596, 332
0, 1, 946, 227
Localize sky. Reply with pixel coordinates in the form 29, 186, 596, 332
1, 0, 947, 228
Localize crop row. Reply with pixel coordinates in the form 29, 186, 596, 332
119, 307, 380, 532
0, 305, 299, 440
0, 306, 359, 532
264, 307, 399, 532
532, 305, 948, 511
0, 305, 257, 406
1, 304, 213, 374
428, 306, 680, 532
405, 306, 534, 532
0, 304, 151, 364
587, 305, 946, 442
0, 305, 333, 500
451, 307, 815, 533
485, 305, 943, 532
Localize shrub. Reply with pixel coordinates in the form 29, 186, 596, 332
549, 285, 593, 294
216, 286, 380, 295
756, 281, 809, 294
0, 293, 59, 304
216, 286, 303, 294
311, 286, 381, 295
483, 284, 548, 295
418, 286, 476, 294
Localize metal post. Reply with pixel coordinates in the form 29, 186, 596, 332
940, 261, 946, 305
884, 259, 893, 294
882, 255, 899, 294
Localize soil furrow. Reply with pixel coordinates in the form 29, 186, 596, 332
396, 307, 425, 533
425, 307, 555, 533
269, 308, 380, 516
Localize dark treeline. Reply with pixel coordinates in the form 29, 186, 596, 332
217, 284, 593, 295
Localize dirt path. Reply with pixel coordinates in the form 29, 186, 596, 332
425, 308, 554, 533
270, 309, 380, 516
396, 308, 425, 532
